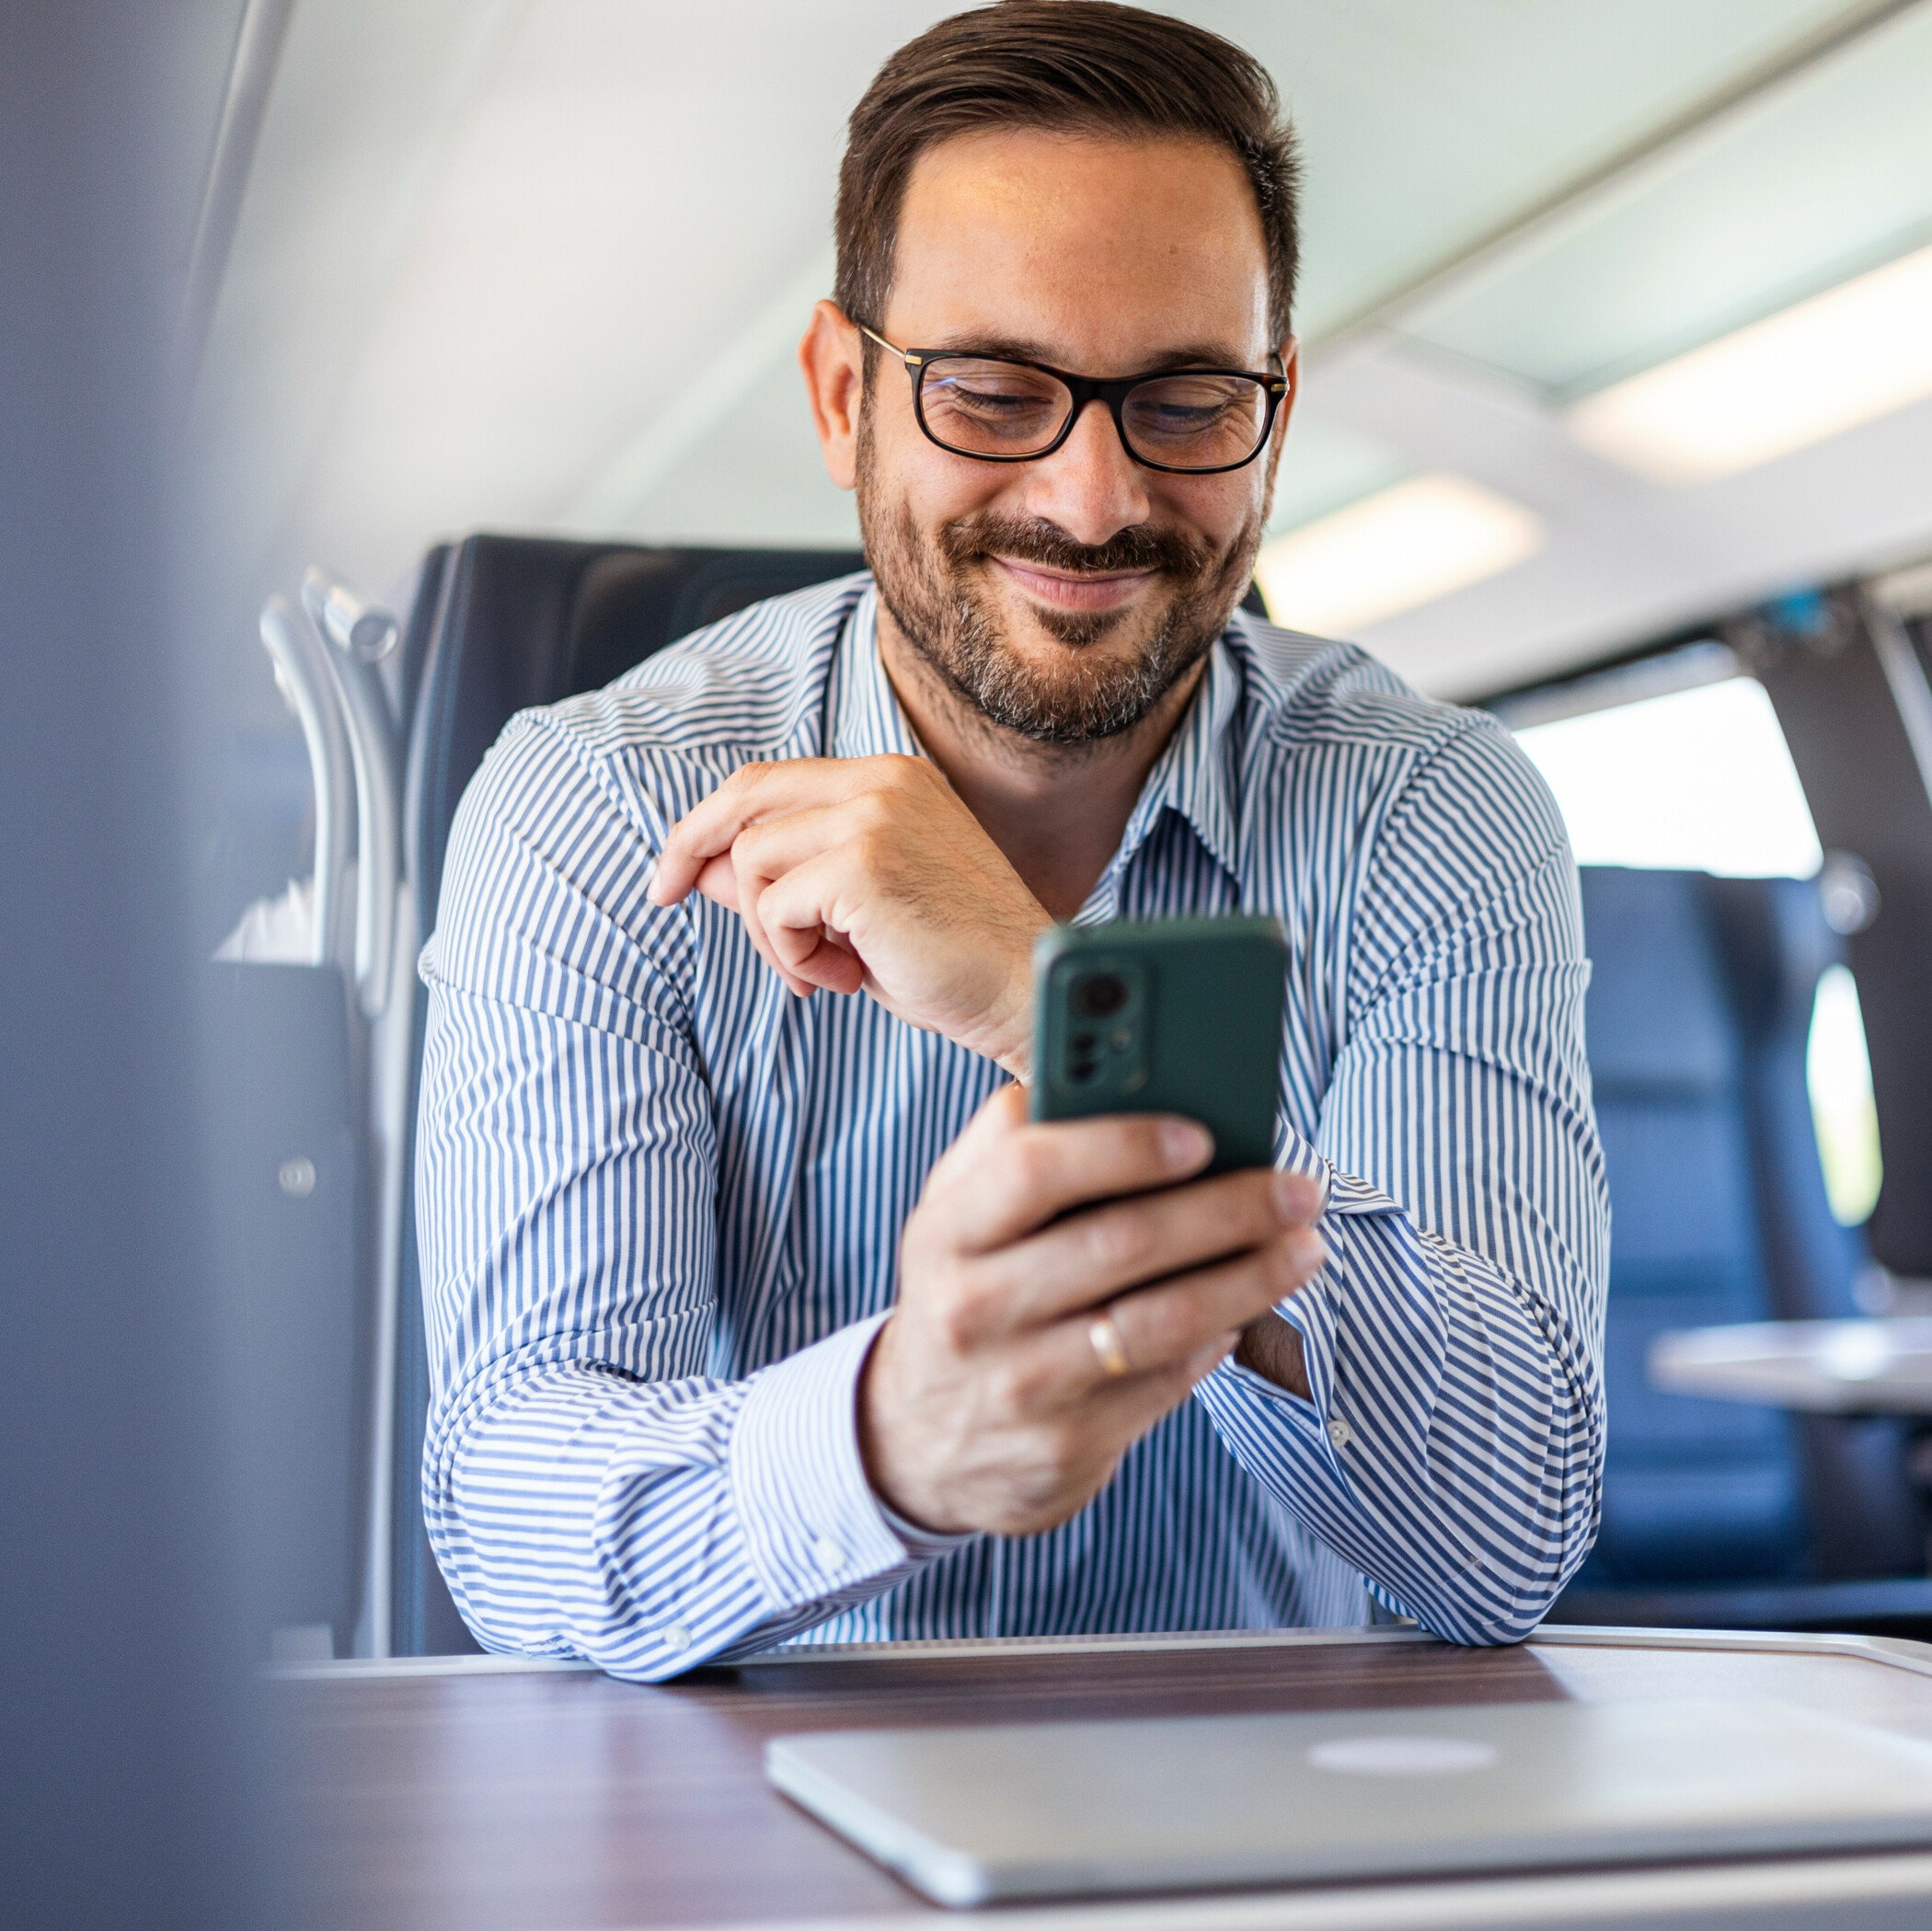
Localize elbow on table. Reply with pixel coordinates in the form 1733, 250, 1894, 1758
1380, 1536, 1592, 1649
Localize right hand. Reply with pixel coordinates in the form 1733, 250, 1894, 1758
647, 754, 1052, 1077
858, 1086, 1328, 1537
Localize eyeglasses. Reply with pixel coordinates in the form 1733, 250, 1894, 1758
857, 323, 1289, 476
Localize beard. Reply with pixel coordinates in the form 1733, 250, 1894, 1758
857, 423, 1260, 746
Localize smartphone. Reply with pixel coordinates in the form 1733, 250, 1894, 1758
1029, 914, 1287, 1174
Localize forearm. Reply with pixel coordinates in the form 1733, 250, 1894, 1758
1197, 1181, 1603, 1644
425, 1316, 953, 1681
1234, 1312, 1308, 1398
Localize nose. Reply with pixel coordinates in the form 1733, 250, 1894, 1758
1018, 397, 1152, 548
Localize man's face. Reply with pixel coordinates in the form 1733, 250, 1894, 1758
856, 129, 1286, 745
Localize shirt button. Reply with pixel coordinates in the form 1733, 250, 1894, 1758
1327, 1419, 1353, 1450
662, 1624, 692, 1652
812, 1537, 846, 1577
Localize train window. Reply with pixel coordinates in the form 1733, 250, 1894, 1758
1511, 673, 1818, 878
1512, 672, 1881, 1225
1808, 963, 1883, 1227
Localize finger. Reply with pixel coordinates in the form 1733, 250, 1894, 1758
1276, 1167, 1327, 1228
752, 847, 874, 990
680, 812, 857, 998
726, 799, 879, 890
988, 1166, 1309, 1329
1094, 1226, 1326, 1384
691, 810, 881, 999
919, 1110, 1215, 1258
1050, 1328, 1240, 1446
721, 837, 808, 994
708, 842, 821, 998
691, 852, 741, 912
650, 761, 858, 903
1003, 1226, 1320, 1397
767, 924, 866, 996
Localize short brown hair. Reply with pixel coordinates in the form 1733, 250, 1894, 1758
834, 1, 1301, 347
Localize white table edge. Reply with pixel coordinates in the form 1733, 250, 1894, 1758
266, 1621, 1932, 1683
638, 1848, 1932, 1931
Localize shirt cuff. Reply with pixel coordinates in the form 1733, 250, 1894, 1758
874, 1494, 978, 1564
729, 1311, 949, 1613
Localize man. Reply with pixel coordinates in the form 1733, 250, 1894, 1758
417, 0, 1607, 1681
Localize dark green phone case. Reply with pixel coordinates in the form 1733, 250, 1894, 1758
1029, 914, 1287, 1174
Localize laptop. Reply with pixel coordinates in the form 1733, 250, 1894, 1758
765, 1697, 1932, 1906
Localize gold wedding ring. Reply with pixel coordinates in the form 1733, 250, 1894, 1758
1088, 1307, 1132, 1379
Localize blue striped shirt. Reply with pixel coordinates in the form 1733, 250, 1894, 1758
416, 574, 1608, 1680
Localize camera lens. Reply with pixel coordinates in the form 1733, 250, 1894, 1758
1073, 973, 1127, 1019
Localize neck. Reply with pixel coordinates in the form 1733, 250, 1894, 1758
874, 604, 1211, 922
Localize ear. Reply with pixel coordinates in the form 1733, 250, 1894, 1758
1259, 334, 1300, 500
799, 299, 866, 492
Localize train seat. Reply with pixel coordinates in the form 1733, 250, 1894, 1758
1551, 867, 1927, 1631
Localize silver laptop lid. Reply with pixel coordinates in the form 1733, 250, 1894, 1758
766, 1697, 1932, 1906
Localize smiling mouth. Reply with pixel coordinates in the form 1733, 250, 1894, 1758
989, 556, 1160, 612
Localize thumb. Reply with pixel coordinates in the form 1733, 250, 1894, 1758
692, 852, 742, 913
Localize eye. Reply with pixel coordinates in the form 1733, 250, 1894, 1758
1123, 375, 1268, 458
921, 360, 1069, 450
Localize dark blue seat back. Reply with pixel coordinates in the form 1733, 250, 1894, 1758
1578, 868, 1807, 1584
1575, 866, 1921, 1592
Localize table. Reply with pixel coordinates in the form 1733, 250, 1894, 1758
1650, 1317, 1932, 1414
277, 1626, 1932, 1930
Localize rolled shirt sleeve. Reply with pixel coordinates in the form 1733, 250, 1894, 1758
1195, 715, 1608, 1642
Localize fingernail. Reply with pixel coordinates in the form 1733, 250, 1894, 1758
1289, 1228, 1328, 1274
1160, 1120, 1213, 1169
1273, 1168, 1322, 1223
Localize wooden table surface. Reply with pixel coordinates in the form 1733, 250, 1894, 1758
277, 1627, 1932, 1931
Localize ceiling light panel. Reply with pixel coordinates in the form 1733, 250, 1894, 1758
1255, 474, 1545, 638
1565, 241, 1932, 483
1397, 2, 1932, 397
1219, 0, 1859, 342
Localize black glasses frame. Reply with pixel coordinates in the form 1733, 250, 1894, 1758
857, 323, 1290, 476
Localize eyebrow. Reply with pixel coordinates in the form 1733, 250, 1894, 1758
919, 332, 1265, 374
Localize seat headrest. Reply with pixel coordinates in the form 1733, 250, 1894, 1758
404, 536, 866, 938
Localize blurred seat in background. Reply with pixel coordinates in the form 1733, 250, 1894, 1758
1549, 866, 1929, 1635
205, 959, 366, 1663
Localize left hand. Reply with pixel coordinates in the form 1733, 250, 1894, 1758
648, 754, 1052, 1076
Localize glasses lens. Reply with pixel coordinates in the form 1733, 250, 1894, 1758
1121, 374, 1270, 469
918, 358, 1072, 457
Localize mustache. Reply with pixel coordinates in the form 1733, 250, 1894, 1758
937, 512, 1214, 580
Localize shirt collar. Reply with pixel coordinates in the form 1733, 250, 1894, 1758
829, 588, 923, 761
1106, 635, 1244, 888
829, 581, 1246, 891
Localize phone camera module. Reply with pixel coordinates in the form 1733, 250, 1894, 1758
1073, 973, 1129, 1019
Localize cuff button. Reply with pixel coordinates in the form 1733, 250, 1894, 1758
662, 1624, 692, 1652
812, 1536, 846, 1577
